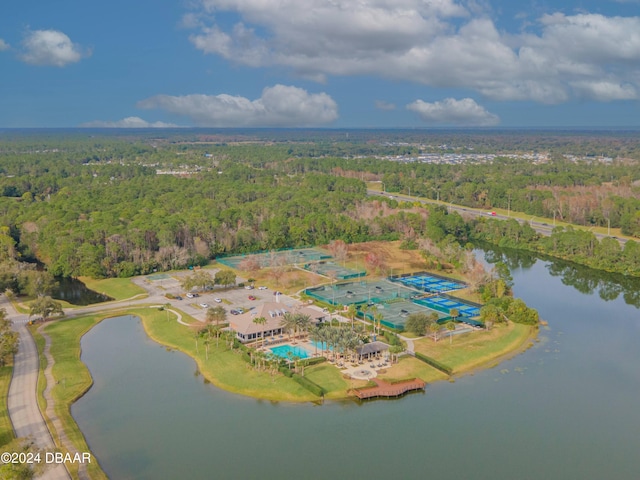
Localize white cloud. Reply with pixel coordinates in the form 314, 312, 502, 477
137, 85, 338, 127
80, 117, 178, 128
0, 39, 9, 51
20, 30, 89, 67
375, 100, 396, 111
407, 98, 499, 126
186, 2, 640, 103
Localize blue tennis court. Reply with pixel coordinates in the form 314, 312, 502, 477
413, 296, 480, 318
391, 274, 466, 294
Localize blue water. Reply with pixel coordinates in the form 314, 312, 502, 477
270, 344, 311, 360
309, 340, 333, 352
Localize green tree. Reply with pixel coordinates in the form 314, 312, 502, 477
0, 309, 18, 367
206, 305, 227, 326
28, 296, 63, 321
446, 321, 456, 344
181, 270, 215, 292
253, 316, 267, 348
214, 269, 236, 287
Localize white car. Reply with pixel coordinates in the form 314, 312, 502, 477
214, 298, 222, 303
258, 286, 268, 290
245, 285, 254, 290
199, 303, 209, 308
186, 293, 195, 298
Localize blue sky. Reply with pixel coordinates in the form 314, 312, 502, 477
1, 0, 639, 128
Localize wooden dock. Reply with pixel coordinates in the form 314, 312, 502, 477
351, 378, 426, 400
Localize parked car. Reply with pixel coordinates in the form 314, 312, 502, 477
175, 296, 183, 300
186, 293, 194, 298
230, 309, 241, 315
258, 286, 268, 290
199, 303, 209, 308
245, 285, 254, 290
248, 295, 256, 300
488, 211, 497, 216
214, 298, 222, 303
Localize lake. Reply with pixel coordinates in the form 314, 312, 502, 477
72, 249, 640, 479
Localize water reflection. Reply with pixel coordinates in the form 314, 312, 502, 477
480, 243, 640, 308
52, 277, 113, 306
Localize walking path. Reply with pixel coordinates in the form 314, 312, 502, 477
3, 296, 70, 479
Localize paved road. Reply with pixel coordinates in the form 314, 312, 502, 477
367, 190, 628, 245
4, 296, 70, 480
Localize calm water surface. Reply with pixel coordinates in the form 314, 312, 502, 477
72, 252, 640, 480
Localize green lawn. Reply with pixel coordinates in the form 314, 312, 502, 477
414, 323, 534, 374
42, 315, 110, 480
303, 364, 357, 399
138, 308, 320, 402
78, 276, 146, 301
0, 365, 14, 447
377, 356, 448, 384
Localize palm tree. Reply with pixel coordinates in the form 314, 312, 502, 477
446, 321, 456, 345
295, 313, 312, 340
429, 322, 440, 343
347, 304, 357, 330
373, 311, 384, 338
253, 316, 268, 348
281, 312, 297, 342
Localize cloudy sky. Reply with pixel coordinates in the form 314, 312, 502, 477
1, 0, 640, 128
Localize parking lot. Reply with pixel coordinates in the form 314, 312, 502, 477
143, 270, 298, 323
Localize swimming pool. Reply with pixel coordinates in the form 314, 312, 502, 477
270, 344, 312, 360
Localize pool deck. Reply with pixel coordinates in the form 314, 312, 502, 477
351, 378, 426, 400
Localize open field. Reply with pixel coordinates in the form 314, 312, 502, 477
377, 356, 448, 384
414, 323, 535, 374
78, 277, 147, 301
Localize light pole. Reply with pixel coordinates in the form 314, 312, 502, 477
382, 182, 385, 193
608, 217, 611, 236
507, 193, 511, 217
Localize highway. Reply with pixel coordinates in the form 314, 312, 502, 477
367, 189, 628, 245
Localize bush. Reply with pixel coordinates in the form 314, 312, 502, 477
292, 374, 325, 397
414, 352, 452, 375
299, 356, 326, 367
279, 366, 293, 377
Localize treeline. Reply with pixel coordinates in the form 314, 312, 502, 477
471, 218, 640, 276
0, 156, 436, 279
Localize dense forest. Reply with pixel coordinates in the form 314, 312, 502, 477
0, 129, 639, 287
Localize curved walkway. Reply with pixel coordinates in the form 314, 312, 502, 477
4, 295, 70, 480
40, 328, 90, 480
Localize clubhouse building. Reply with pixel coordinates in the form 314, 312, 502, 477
230, 302, 328, 343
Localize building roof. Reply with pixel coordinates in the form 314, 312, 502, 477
356, 341, 390, 356
229, 302, 325, 336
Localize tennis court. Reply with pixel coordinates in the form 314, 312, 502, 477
391, 273, 466, 294
217, 247, 331, 269
373, 300, 446, 330
413, 296, 481, 318
146, 273, 171, 281
305, 279, 417, 306
302, 261, 366, 280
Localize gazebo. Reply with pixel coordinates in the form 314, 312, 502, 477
356, 341, 389, 361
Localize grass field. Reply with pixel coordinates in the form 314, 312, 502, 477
0, 365, 14, 447
41, 315, 109, 480
78, 276, 146, 301
377, 356, 448, 384
414, 323, 534, 374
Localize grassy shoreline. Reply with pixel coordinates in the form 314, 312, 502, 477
0, 365, 14, 447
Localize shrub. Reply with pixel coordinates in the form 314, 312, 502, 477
299, 356, 326, 367
414, 352, 452, 375
292, 374, 325, 397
